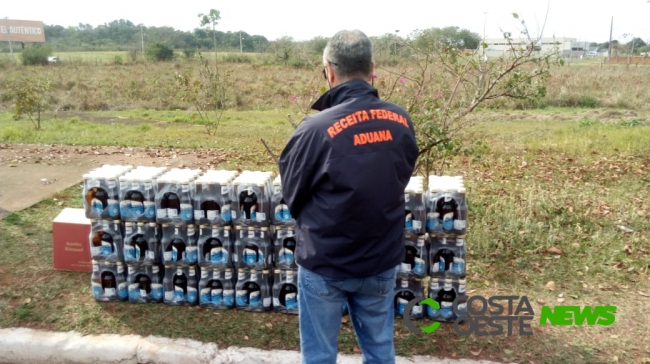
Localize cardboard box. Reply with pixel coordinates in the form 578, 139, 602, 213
53, 208, 92, 272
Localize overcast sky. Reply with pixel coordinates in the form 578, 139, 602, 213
4, 0, 650, 42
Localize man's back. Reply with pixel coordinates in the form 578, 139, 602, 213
279, 79, 418, 279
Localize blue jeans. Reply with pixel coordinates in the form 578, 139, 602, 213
298, 265, 397, 364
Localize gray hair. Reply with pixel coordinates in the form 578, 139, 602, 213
323, 30, 373, 80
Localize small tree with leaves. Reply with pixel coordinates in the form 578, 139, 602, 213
379, 14, 563, 176
199, 9, 221, 68
175, 51, 230, 136
9, 70, 53, 130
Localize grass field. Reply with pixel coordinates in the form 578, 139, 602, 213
0, 106, 649, 363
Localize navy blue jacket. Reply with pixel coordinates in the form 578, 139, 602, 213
278, 79, 418, 279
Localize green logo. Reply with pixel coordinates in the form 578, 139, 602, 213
418, 298, 441, 333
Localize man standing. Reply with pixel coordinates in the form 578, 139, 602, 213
278, 30, 418, 364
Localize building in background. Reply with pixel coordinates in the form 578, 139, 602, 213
482, 37, 598, 58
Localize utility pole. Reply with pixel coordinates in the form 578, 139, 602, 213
5, 17, 13, 59
608, 16, 613, 65
140, 25, 144, 57
240, 30, 242, 53
483, 12, 488, 39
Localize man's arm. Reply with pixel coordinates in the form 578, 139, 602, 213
278, 126, 323, 218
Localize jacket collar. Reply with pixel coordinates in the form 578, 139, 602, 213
311, 79, 380, 112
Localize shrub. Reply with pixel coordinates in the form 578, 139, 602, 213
222, 53, 252, 63
145, 43, 174, 62
21, 44, 53, 66
578, 95, 599, 108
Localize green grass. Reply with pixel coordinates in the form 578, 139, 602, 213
0, 109, 649, 363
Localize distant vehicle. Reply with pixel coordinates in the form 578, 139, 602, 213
47, 56, 59, 63
586, 48, 599, 57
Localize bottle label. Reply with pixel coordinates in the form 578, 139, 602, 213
275, 205, 292, 222
132, 181, 140, 189
140, 288, 148, 298
454, 220, 466, 230
250, 271, 258, 281
164, 290, 174, 301
88, 179, 100, 188
273, 297, 280, 307
452, 259, 466, 275
397, 297, 408, 315
263, 297, 272, 307
156, 209, 167, 219
151, 284, 163, 300
223, 289, 234, 306
125, 225, 133, 235
413, 257, 425, 275
274, 186, 281, 194
458, 302, 467, 312
207, 210, 219, 220
210, 247, 223, 263
187, 287, 198, 303
167, 208, 178, 218
107, 200, 119, 217
405, 213, 413, 229
105, 287, 116, 297
144, 202, 156, 219
135, 245, 143, 260
120, 180, 128, 190
225, 271, 233, 280
412, 305, 422, 315
248, 230, 255, 238
249, 291, 261, 307
163, 251, 172, 262
180, 204, 193, 221
194, 210, 205, 220
189, 267, 196, 276
401, 280, 408, 288
456, 238, 465, 246
221, 186, 229, 195
224, 230, 229, 238
244, 248, 257, 265
91, 246, 102, 257
278, 248, 294, 266
131, 201, 144, 216
439, 257, 446, 272
427, 303, 439, 318
412, 220, 422, 230
405, 193, 410, 203
236, 290, 248, 306
426, 213, 440, 230
222, 205, 232, 222
92, 282, 103, 298
182, 184, 190, 193
146, 250, 155, 261
101, 241, 113, 256
201, 269, 209, 279
152, 265, 160, 274
442, 213, 454, 230
92, 199, 104, 215
459, 284, 466, 294
107, 180, 116, 189
431, 262, 439, 274
285, 293, 297, 308
400, 263, 411, 273
172, 246, 179, 262
211, 288, 223, 304
102, 221, 110, 231
188, 226, 195, 237
186, 246, 198, 263
128, 266, 136, 274
255, 212, 266, 222
174, 286, 185, 301
441, 301, 454, 318
144, 181, 152, 190
118, 282, 128, 298
92, 264, 99, 272
201, 288, 212, 304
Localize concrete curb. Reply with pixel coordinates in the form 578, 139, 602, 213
0, 327, 502, 364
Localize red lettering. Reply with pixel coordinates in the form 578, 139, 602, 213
346, 115, 354, 126
334, 122, 342, 134
354, 134, 362, 145
373, 131, 380, 142
378, 130, 386, 140
340, 118, 348, 129
360, 133, 368, 144
362, 110, 370, 121
370, 110, 377, 119
399, 115, 408, 128
327, 127, 336, 138
385, 129, 393, 141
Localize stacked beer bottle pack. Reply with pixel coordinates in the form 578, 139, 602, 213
394, 175, 469, 322
83, 165, 299, 315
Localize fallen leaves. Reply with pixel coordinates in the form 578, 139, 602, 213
547, 247, 563, 255
545, 281, 556, 291
470, 349, 482, 356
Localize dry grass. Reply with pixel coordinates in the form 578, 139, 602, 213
1, 57, 650, 114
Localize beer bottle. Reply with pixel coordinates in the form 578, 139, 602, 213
173, 267, 187, 302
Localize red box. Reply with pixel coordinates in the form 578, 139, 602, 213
53, 208, 92, 272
